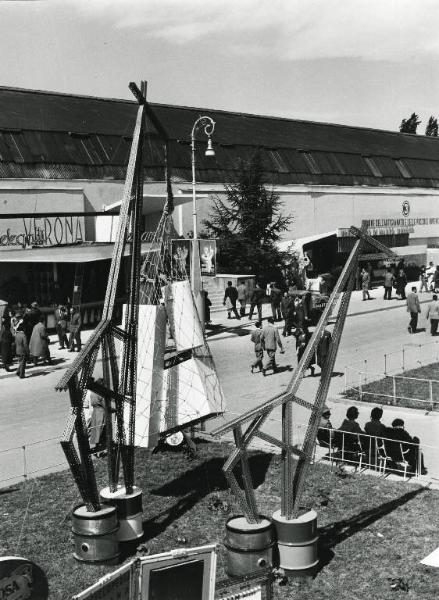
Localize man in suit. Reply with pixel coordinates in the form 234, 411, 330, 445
406, 286, 421, 333
425, 294, 439, 335
68, 306, 82, 352
260, 317, 284, 376
250, 321, 264, 373
223, 281, 240, 320
15, 322, 29, 378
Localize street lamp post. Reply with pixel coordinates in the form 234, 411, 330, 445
190, 116, 216, 328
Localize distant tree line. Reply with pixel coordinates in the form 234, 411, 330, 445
399, 112, 438, 136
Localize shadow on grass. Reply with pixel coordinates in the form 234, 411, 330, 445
142, 453, 274, 542
317, 486, 426, 572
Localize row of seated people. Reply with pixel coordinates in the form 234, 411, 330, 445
317, 405, 427, 475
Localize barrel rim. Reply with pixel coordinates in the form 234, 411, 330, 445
71, 526, 120, 538
226, 515, 273, 533
276, 536, 319, 547
224, 541, 276, 554
73, 552, 121, 564
72, 503, 117, 520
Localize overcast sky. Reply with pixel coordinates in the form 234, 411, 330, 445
1, 0, 439, 132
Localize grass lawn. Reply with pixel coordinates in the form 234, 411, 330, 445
345, 363, 439, 411
0, 441, 437, 599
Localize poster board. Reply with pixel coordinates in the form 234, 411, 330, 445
139, 545, 217, 600
199, 239, 217, 276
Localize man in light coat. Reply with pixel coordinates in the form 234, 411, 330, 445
425, 294, 439, 335
260, 317, 284, 376
29, 315, 51, 365
406, 286, 421, 333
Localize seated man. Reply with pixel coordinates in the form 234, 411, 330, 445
385, 418, 427, 475
364, 406, 387, 467
317, 406, 334, 448
336, 406, 365, 459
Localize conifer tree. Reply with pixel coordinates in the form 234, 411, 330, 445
425, 116, 438, 136
203, 152, 292, 282
399, 113, 421, 134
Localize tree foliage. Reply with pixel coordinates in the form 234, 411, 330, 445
202, 152, 293, 282
399, 113, 421, 134
425, 116, 438, 137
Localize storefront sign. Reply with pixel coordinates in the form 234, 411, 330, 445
0, 216, 84, 248
0, 557, 48, 600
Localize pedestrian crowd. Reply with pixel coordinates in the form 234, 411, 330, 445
318, 405, 427, 476
0, 301, 82, 378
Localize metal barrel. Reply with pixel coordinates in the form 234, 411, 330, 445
71, 504, 120, 564
272, 509, 319, 575
224, 515, 275, 577
100, 486, 143, 542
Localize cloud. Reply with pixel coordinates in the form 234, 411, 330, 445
67, 0, 439, 62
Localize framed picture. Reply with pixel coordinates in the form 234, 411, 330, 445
199, 239, 217, 276
172, 239, 192, 278
139, 544, 217, 600
72, 560, 138, 600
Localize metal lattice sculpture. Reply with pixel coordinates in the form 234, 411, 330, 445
56, 82, 173, 511
212, 224, 398, 521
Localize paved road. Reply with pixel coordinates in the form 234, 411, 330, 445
1, 286, 438, 487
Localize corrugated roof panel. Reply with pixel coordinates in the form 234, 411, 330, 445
0, 132, 16, 161
281, 149, 308, 173
311, 151, 342, 174
370, 155, 401, 177
335, 152, 371, 176
404, 158, 439, 179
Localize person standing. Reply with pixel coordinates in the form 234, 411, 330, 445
203, 290, 212, 325
361, 267, 371, 300
419, 266, 429, 293
248, 283, 265, 322
0, 315, 13, 372
237, 281, 247, 317
69, 306, 82, 351
434, 266, 439, 293
55, 304, 69, 349
14, 323, 29, 379
223, 281, 240, 320
395, 268, 407, 300
383, 268, 394, 300
406, 286, 421, 333
425, 294, 439, 335
270, 282, 283, 321
281, 292, 294, 337
29, 315, 51, 365
260, 317, 284, 376
250, 321, 264, 373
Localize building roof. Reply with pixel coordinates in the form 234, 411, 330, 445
2, 85, 439, 187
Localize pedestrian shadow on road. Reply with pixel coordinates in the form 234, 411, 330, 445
206, 322, 252, 338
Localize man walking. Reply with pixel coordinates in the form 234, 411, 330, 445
406, 286, 421, 333
383, 268, 394, 300
260, 317, 284, 376
250, 321, 263, 373
248, 283, 266, 322
237, 281, 247, 317
425, 294, 439, 336
223, 281, 240, 320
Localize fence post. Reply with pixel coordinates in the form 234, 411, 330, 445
402, 348, 405, 372
359, 373, 363, 401
429, 380, 433, 412
22, 445, 27, 485
344, 367, 347, 394
384, 354, 387, 375
364, 359, 367, 383
392, 376, 397, 405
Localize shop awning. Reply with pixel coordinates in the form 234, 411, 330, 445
277, 231, 337, 253
0, 242, 153, 263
